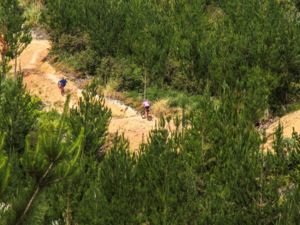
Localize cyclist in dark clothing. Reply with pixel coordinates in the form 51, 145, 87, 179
58, 77, 67, 95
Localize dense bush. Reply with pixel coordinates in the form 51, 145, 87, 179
2, 1, 300, 224
0, 69, 300, 225
42, 0, 300, 113
96, 57, 144, 91
0, 77, 41, 153
68, 83, 111, 156
0, 78, 112, 225
36, 90, 300, 224
0, 133, 9, 198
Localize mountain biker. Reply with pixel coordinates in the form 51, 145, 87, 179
143, 99, 150, 118
58, 77, 67, 95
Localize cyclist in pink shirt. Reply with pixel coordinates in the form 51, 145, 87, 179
143, 99, 150, 118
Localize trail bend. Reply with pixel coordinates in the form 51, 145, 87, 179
18, 40, 157, 150
19, 40, 293, 151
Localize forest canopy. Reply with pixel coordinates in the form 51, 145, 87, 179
42, 0, 300, 114
1, 0, 300, 224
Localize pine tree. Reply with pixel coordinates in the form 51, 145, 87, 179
68, 82, 111, 157
1, 100, 84, 225
0, 76, 41, 153
0, 0, 31, 78
38, 84, 112, 224
0, 133, 9, 198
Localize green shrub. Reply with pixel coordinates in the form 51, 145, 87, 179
68, 83, 111, 157
0, 133, 9, 198
96, 57, 144, 92
55, 34, 89, 54
286, 102, 300, 113
0, 77, 42, 153
73, 48, 98, 75
120, 63, 143, 91
2, 108, 84, 225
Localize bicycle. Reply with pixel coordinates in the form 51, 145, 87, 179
140, 107, 152, 120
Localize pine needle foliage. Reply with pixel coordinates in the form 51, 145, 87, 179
0, 133, 9, 198
0, 0, 31, 77
43, 0, 300, 112
36, 85, 112, 225
0, 70, 299, 225
68, 82, 111, 157
64, 89, 300, 224
2, 1, 300, 224
0, 76, 41, 153
0, 86, 84, 225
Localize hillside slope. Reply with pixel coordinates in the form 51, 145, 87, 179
18, 39, 157, 150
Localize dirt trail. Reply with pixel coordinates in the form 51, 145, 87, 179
265, 111, 300, 150
21, 40, 296, 151
18, 40, 157, 150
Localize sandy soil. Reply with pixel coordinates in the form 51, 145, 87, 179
264, 111, 300, 150
18, 40, 157, 150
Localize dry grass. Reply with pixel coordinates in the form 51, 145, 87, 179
103, 81, 119, 98
206, 4, 225, 24
21, 0, 44, 27
151, 99, 169, 117
52, 61, 76, 75
77, 79, 91, 89
151, 99, 182, 118
102, 84, 183, 118
102, 86, 178, 118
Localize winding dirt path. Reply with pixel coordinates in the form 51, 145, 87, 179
18, 40, 157, 150
21, 39, 295, 152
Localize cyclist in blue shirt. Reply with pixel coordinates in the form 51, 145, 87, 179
58, 77, 67, 95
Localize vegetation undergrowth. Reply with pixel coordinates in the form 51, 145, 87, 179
41, 0, 300, 120
20, 0, 43, 27
2, 1, 300, 224
1, 75, 300, 224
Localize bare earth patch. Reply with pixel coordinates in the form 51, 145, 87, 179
21, 41, 296, 151
264, 111, 300, 150
18, 40, 157, 150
